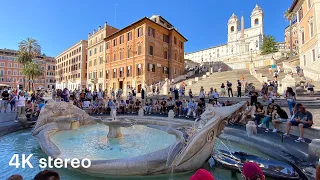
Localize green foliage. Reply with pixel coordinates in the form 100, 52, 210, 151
22, 62, 43, 90
261, 35, 278, 55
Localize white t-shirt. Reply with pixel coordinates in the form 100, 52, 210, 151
83, 101, 91, 108
16, 96, 26, 107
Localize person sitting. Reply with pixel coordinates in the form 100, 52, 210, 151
143, 99, 152, 114
160, 98, 167, 114
181, 99, 188, 116
134, 99, 141, 113
186, 100, 196, 118
253, 102, 265, 125
195, 100, 205, 118
153, 99, 161, 114
82, 99, 91, 109
25, 100, 34, 120
242, 162, 265, 180
271, 104, 288, 133
167, 97, 175, 112
106, 99, 114, 113
119, 99, 127, 114
213, 89, 219, 103
258, 103, 274, 132
97, 99, 104, 114
284, 104, 313, 142
34, 170, 60, 180
91, 99, 99, 114
174, 99, 182, 117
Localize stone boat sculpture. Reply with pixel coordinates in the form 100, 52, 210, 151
32, 100, 246, 176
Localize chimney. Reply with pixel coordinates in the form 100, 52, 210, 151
104, 22, 107, 28
98, 26, 101, 30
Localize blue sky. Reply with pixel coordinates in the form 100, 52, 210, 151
0, 0, 292, 57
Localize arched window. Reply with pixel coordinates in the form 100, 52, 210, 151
255, 18, 259, 25
230, 26, 235, 32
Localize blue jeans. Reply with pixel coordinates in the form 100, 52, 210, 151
287, 100, 296, 116
262, 116, 272, 129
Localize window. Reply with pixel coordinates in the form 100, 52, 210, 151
174, 68, 177, 75
298, 8, 303, 22
100, 45, 103, 52
89, 50, 92, 56
308, 0, 312, 9
179, 41, 183, 49
99, 56, 103, 64
148, 64, 155, 72
113, 39, 117, 46
163, 67, 169, 74
7, 70, 11, 75
8, 63, 12, 67
94, 48, 97, 54
14, 63, 18, 68
127, 66, 131, 77
310, 20, 314, 37
127, 48, 131, 58
312, 49, 316, 62
174, 37, 177, 45
138, 44, 142, 55
106, 55, 109, 63
119, 67, 123, 77
120, 35, 124, 44
136, 64, 142, 76
164, 50, 168, 59
230, 26, 235, 32
120, 49, 123, 60
254, 18, 259, 25
301, 31, 305, 44
303, 55, 306, 66
106, 42, 110, 49
174, 53, 177, 60
101, 33, 103, 40
113, 69, 117, 78
106, 70, 109, 79
127, 32, 132, 41
149, 45, 154, 55
163, 34, 169, 43
114, 53, 116, 61
138, 27, 143, 37
94, 58, 97, 66
148, 27, 155, 37
99, 71, 102, 78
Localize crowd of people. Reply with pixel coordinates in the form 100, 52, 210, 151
0, 89, 47, 121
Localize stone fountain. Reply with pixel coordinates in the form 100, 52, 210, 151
32, 100, 247, 176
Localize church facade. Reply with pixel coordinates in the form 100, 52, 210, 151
184, 5, 264, 64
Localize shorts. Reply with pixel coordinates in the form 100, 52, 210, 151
1, 100, 8, 108
290, 120, 312, 128
308, 87, 314, 92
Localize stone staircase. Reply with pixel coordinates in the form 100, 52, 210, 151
180, 69, 261, 95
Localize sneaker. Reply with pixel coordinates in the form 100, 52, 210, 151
258, 124, 263, 128
14, 120, 19, 123
283, 133, 290, 138
272, 129, 277, 133
265, 129, 269, 133
295, 137, 305, 143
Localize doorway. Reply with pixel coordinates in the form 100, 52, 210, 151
119, 81, 123, 90
137, 84, 141, 93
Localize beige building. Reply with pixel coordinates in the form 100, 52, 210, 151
87, 22, 118, 90
289, 0, 320, 80
103, 15, 187, 93
284, 21, 299, 52
55, 40, 88, 90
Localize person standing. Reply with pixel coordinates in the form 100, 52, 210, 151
285, 87, 296, 117
15, 92, 26, 123
220, 83, 226, 97
0, 90, 10, 113
9, 91, 17, 112
237, 80, 241, 97
141, 88, 145, 105
227, 81, 233, 97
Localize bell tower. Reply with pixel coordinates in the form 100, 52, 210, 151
251, 4, 264, 32
228, 13, 239, 42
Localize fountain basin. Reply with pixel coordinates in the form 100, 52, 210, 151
32, 100, 247, 176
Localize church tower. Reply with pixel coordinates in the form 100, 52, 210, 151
228, 13, 239, 42
250, 4, 264, 51
251, 4, 264, 33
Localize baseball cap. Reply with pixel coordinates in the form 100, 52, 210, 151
242, 162, 265, 180
190, 169, 215, 180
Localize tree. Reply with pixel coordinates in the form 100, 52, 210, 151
261, 35, 278, 55
284, 9, 296, 56
17, 37, 41, 89
22, 62, 43, 91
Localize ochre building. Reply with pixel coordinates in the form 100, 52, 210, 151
102, 15, 187, 93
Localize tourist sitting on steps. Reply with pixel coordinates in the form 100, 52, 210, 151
258, 103, 274, 132
253, 102, 265, 126
174, 99, 182, 117
186, 100, 196, 119
284, 104, 313, 142
271, 104, 288, 133
195, 100, 205, 118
